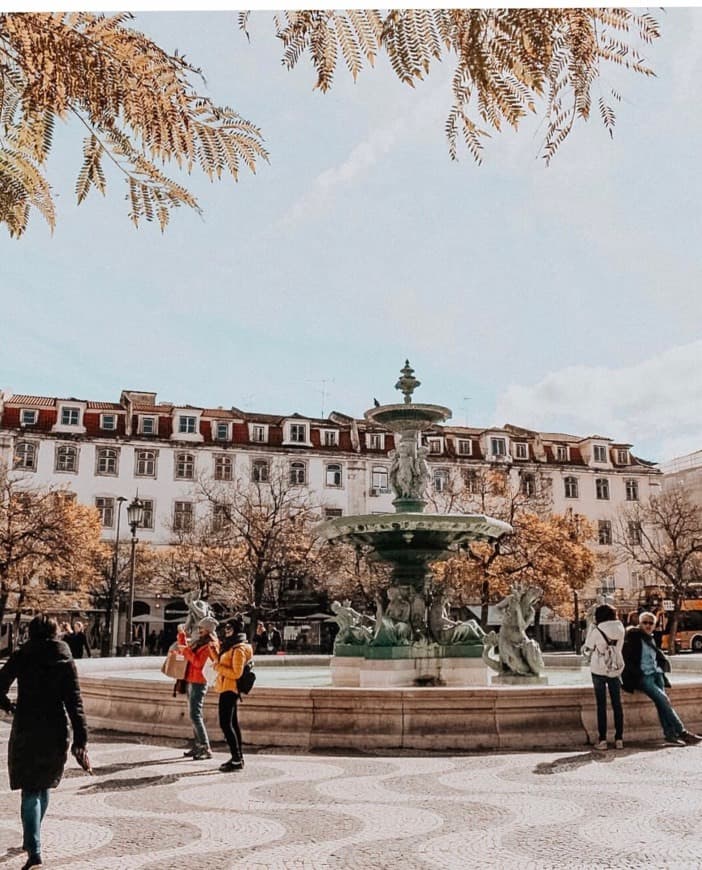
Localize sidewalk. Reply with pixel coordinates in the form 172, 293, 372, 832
1, 722, 701, 869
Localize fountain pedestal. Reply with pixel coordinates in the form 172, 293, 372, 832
331, 652, 488, 687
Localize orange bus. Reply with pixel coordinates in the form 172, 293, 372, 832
636, 584, 702, 653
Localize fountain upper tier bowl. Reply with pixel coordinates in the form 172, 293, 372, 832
317, 512, 512, 563
364, 402, 451, 431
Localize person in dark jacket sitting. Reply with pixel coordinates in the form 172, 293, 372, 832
0, 614, 89, 869
622, 611, 701, 746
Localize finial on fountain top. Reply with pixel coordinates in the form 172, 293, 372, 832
395, 360, 420, 405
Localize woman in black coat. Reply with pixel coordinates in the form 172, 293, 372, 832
0, 614, 89, 870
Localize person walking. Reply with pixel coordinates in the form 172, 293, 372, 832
0, 614, 89, 870
622, 611, 702, 746
64, 620, 91, 659
178, 616, 219, 760
213, 617, 253, 772
582, 604, 625, 750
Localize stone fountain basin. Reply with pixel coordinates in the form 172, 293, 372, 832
74, 655, 702, 753
316, 512, 512, 562
363, 402, 451, 430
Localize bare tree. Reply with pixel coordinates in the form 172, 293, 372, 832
617, 487, 702, 653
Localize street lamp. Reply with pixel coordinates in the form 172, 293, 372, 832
125, 495, 145, 653
102, 496, 127, 656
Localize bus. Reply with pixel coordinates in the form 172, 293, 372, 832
636, 584, 702, 653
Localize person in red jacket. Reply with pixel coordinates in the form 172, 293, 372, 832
178, 616, 219, 760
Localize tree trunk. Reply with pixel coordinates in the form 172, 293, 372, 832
480, 579, 490, 630
666, 607, 680, 656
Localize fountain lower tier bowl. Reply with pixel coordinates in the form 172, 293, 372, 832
316, 512, 512, 565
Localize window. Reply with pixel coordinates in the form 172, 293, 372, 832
135, 449, 157, 477
596, 478, 610, 500
617, 448, 630, 465
100, 414, 117, 431
433, 468, 449, 492
628, 521, 642, 546
251, 425, 267, 443
593, 444, 608, 463
514, 442, 528, 460
457, 439, 472, 456
367, 433, 385, 450
20, 409, 37, 427
61, 406, 80, 426
140, 499, 154, 530
14, 441, 37, 470
521, 472, 536, 497
178, 415, 197, 435
462, 469, 479, 494
96, 447, 118, 476
625, 479, 639, 502
289, 423, 307, 443
323, 430, 339, 447
173, 501, 193, 532
490, 437, 506, 457
95, 497, 115, 528
289, 461, 306, 485
324, 508, 343, 519
175, 452, 195, 480
55, 445, 78, 473
371, 466, 389, 493
598, 520, 612, 546
427, 438, 442, 455
214, 422, 229, 441
564, 476, 579, 499
140, 416, 156, 435
252, 459, 269, 483
326, 463, 342, 488
212, 503, 228, 531
555, 445, 568, 463
214, 455, 232, 481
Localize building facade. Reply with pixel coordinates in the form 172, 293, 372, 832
0, 388, 661, 615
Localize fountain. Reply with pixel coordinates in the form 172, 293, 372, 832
317, 361, 512, 687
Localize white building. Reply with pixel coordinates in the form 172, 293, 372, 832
0, 388, 661, 605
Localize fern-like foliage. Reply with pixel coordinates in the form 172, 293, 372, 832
267, 9, 659, 164
0, 12, 268, 237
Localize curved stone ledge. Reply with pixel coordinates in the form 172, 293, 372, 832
76, 668, 702, 753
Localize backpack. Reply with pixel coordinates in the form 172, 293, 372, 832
237, 659, 256, 696
596, 626, 623, 676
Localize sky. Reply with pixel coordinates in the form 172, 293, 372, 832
1, 9, 701, 463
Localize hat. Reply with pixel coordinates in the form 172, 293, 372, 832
198, 616, 219, 634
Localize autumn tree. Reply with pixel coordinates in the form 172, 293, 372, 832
0, 464, 104, 626
617, 487, 702, 653
1, 9, 659, 236
0, 12, 267, 236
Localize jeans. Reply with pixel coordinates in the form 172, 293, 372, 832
21, 789, 49, 856
218, 691, 242, 762
640, 671, 684, 739
187, 682, 209, 749
592, 674, 623, 741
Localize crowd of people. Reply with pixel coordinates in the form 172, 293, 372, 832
0, 607, 700, 868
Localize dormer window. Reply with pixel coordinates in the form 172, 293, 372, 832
490, 437, 507, 457
20, 409, 38, 427
367, 432, 385, 451
100, 414, 117, 431
140, 416, 157, 435
289, 423, 307, 443
593, 445, 608, 463
514, 442, 528, 460
214, 421, 230, 441
61, 406, 80, 426
178, 415, 197, 435
555, 445, 568, 463
250, 424, 267, 444
322, 430, 339, 447
457, 439, 472, 456
427, 437, 443, 455
617, 448, 630, 465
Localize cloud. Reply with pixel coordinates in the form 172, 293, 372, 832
494, 341, 702, 462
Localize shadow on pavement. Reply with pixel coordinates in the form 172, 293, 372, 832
533, 743, 670, 775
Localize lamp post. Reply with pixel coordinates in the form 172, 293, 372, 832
103, 496, 127, 656
125, 496, 145, 654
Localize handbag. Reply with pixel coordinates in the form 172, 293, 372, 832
202, 657, 218, 687
161, 649, 188, 680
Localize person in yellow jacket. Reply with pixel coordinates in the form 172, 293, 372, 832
213, 618, 253, 772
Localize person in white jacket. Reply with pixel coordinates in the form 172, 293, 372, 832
582, 603, 625, 750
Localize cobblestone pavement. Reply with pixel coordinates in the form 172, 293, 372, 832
1, 723, 702, 869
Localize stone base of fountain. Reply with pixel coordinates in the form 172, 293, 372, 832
491, 674, 549, 686
331, 650, 487, 688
